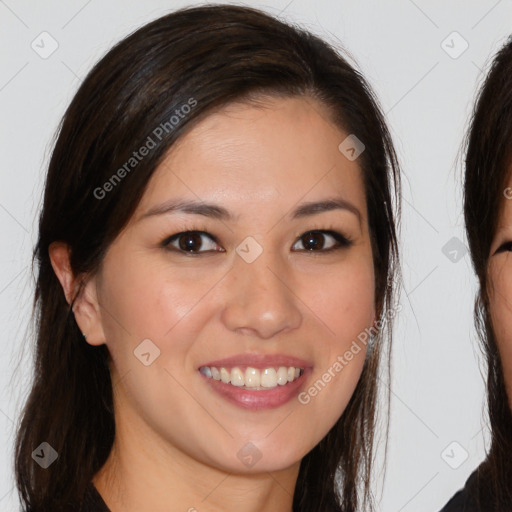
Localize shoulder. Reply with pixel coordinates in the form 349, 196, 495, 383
438, 470, 479, 512
79, 481, 111, 512
21, 482, 110, 512
439, 487, 467, 512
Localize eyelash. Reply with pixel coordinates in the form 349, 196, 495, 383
160, 226, 354, 256
495, 241, 512, 254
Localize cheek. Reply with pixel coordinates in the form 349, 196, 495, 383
309, 259, 376, 339
95, 260, 202, 385
99, 254, 210, 338
296, 258, 374, 405
490, 268, 512, 401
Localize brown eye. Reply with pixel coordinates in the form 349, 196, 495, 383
163, 231, 222, 254
292, 230, 352, 252
178, 232, 203, 251
302, 231, 327, 250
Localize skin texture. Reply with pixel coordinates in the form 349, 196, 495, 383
50, 96, 376, 512
488, 183, 512, 411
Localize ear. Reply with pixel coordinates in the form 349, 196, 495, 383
48, 241, 106, 346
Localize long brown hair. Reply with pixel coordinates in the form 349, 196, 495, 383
15, 4, 401, 511
463, 37, 512, 509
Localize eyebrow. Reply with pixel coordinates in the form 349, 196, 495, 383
138, 197, 362, 225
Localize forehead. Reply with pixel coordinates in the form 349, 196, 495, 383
136, 96, 366, 219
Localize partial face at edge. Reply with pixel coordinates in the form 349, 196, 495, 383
83, 96, 376, 473
488, 172, 512, 409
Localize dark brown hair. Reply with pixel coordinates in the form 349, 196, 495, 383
15, 4, 401, 511
463, 37, 512, 509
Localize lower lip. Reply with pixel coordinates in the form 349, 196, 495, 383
200, 369, 311, 410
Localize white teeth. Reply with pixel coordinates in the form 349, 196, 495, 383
200, 366, 212, 378
261, 368, 277, 388
245, 367, 260, 388
200, 365, 304, 389
220, 367, 230, 384
276, 367, 288, 386
230, 367, 244, 387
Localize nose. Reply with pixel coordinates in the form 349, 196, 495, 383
220, 245, 302, 339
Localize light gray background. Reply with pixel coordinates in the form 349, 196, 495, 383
1, 0, 511, 510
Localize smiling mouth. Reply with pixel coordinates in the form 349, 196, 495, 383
199, 365, 304, 390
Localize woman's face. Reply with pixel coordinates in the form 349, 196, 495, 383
85, 96, 376, 473
489, 176, 512, 408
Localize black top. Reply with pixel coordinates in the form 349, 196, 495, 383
24, 483, 110, 512
80, 483, 110, 512
439, 470, 478, 512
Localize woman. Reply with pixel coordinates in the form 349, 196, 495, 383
15, 4, 401, 511
440, 37, 512, 511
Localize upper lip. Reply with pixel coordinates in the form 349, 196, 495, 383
199, 353, 312, 370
